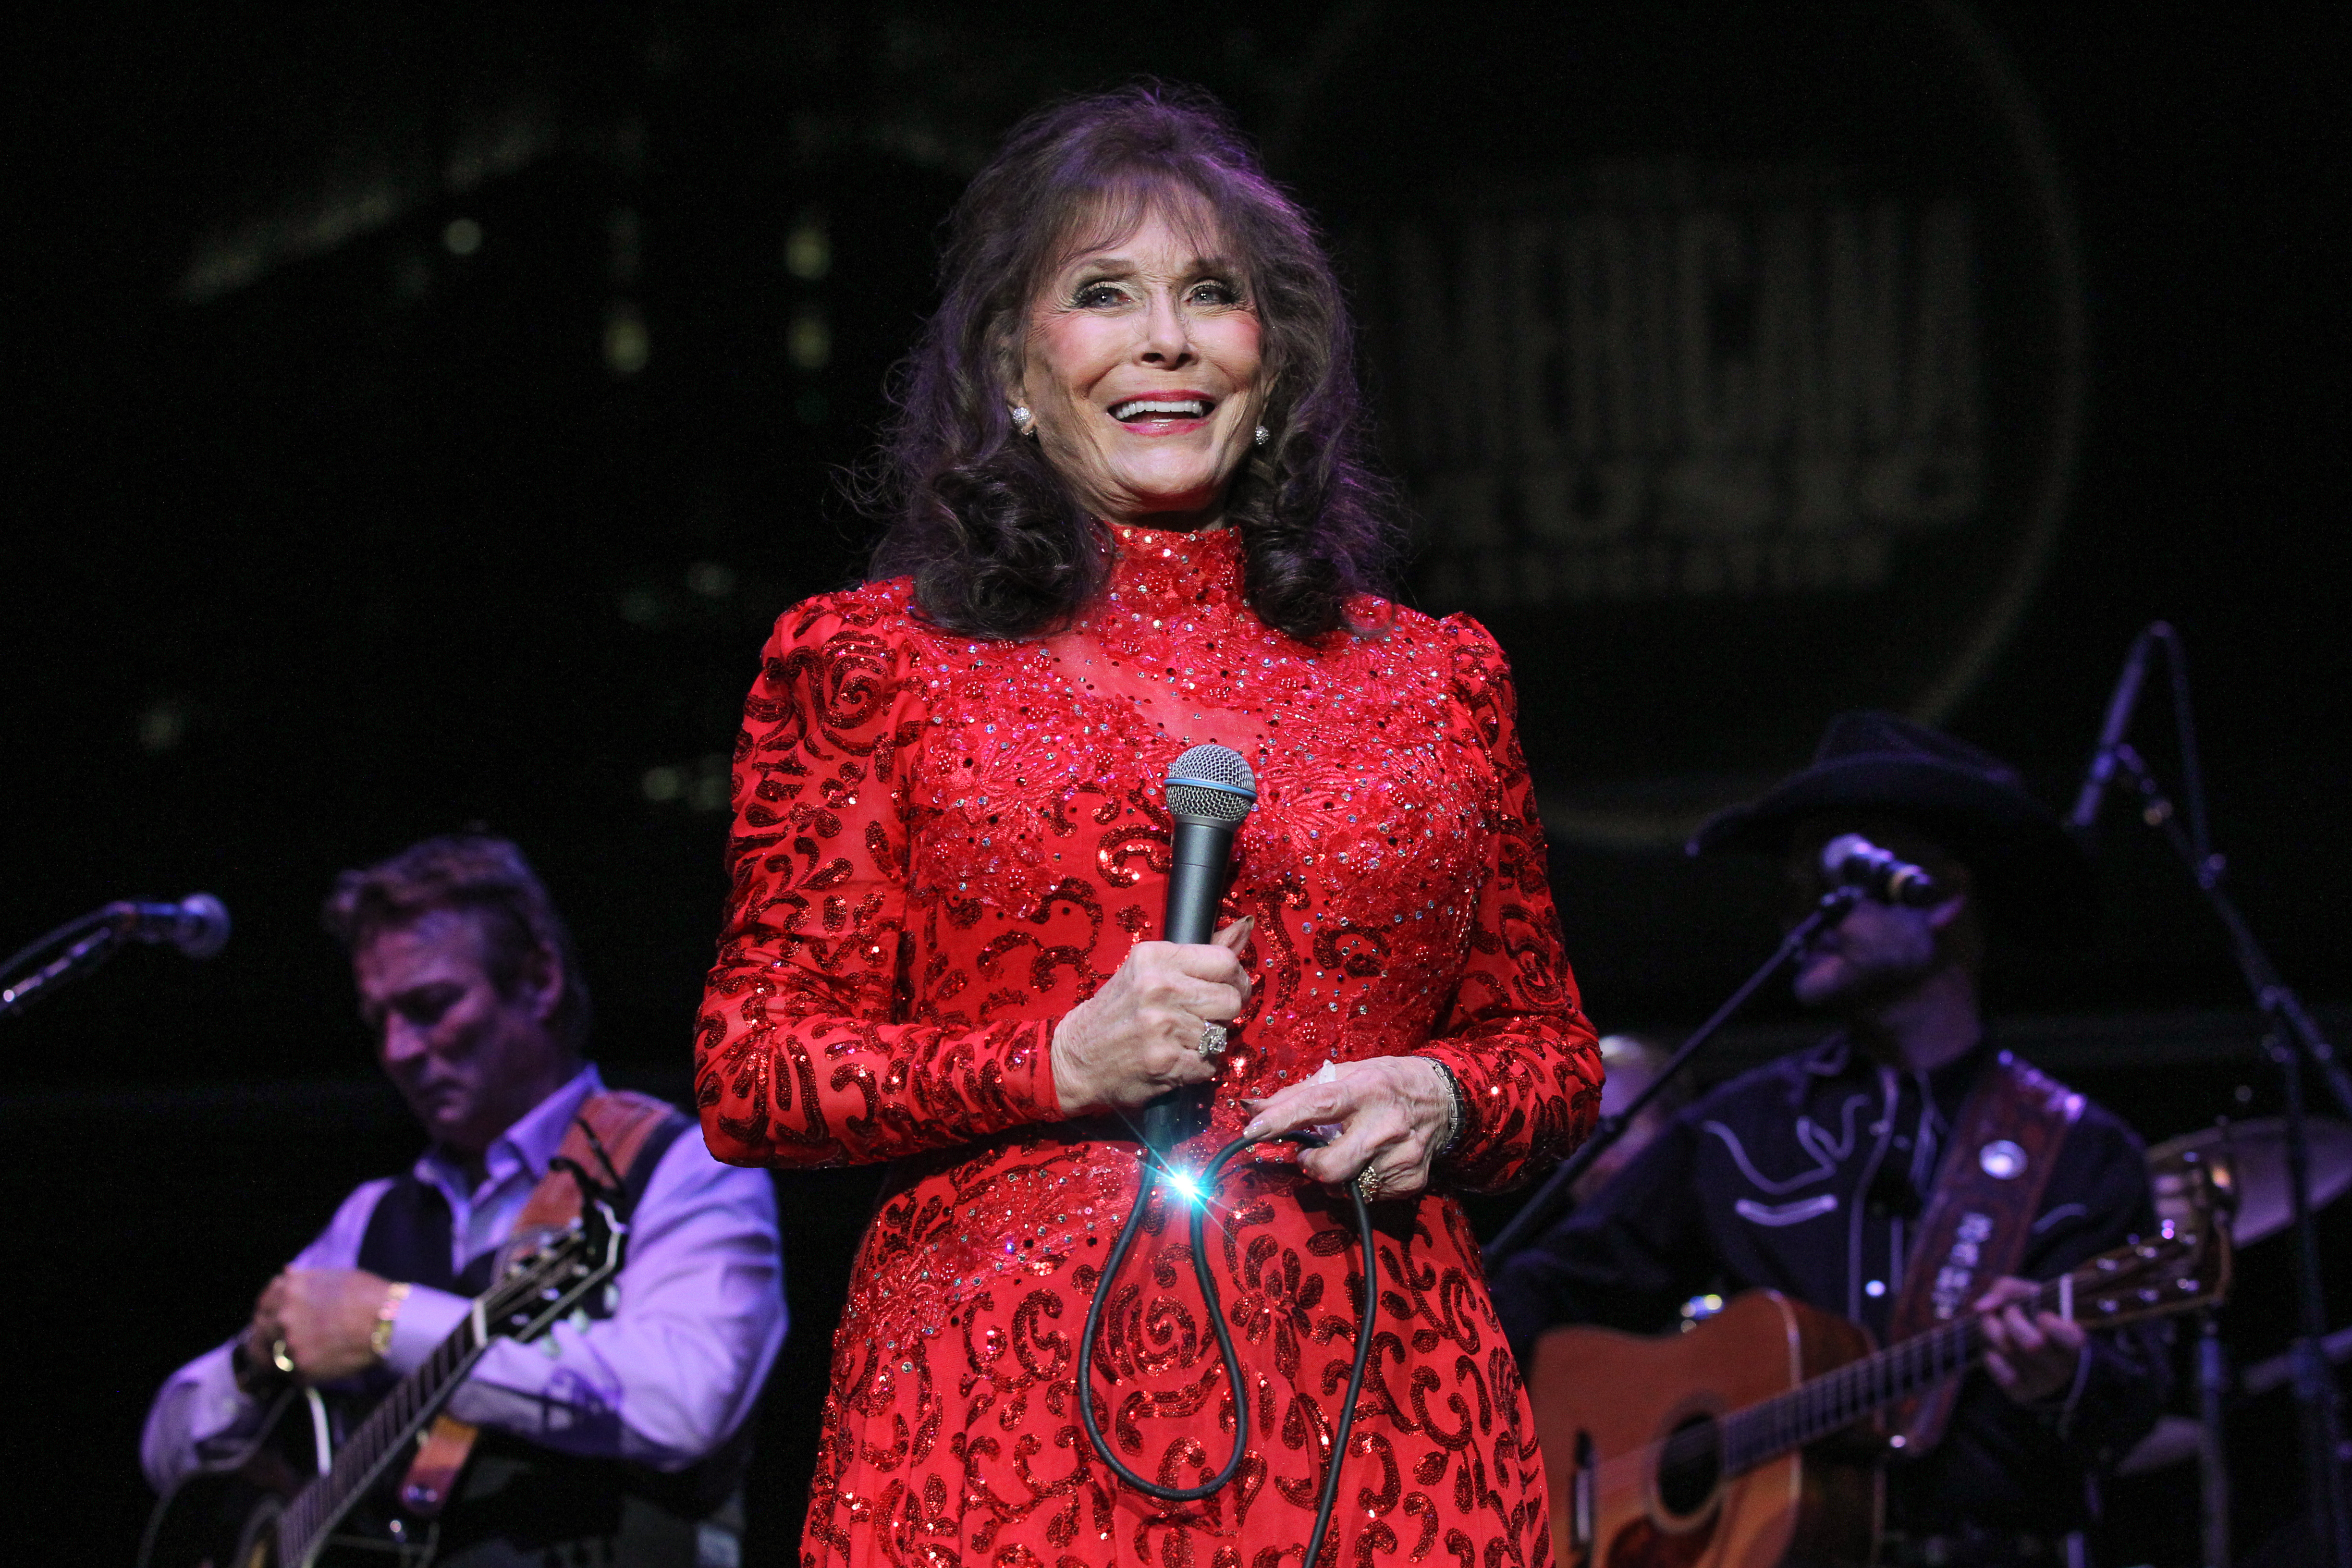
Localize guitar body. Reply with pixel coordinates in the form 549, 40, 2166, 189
140, 1390, 441, 1568
1527, 1291, 1881, 1568
143, 1165, 633, 1568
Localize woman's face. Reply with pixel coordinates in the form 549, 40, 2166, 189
1016, 204, 1263, 530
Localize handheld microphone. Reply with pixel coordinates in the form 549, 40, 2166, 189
1819, 834, 1941, 907
2069, 623, 2163, 835
1144, 745, 1256, 1155
108, 894, 233, 959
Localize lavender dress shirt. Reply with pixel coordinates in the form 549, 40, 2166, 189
141, 1066, 786, 1494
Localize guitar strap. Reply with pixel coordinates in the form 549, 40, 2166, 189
396, 1090, 690, 1518
1883, 1049, 2083, 1454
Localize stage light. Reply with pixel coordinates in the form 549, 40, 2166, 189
789, 307, 831, 371
605, 302, 650, 376
785, 212, 831, 281
442, 218, 482, 257
136, 700, 188, 754
1165, 1171, 1203, 1207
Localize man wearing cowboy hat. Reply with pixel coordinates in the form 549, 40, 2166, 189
1490, 713, 2169, 1565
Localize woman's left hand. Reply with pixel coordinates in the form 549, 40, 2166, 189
1239, 1056, 1455, 1200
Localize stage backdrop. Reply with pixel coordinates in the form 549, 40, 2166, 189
1274, 0, 2080, 849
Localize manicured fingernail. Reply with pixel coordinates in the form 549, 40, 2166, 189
1243, 1120, 1267, 1139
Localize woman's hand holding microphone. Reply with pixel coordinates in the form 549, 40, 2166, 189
1051, 919, 1252, 1115
1050, 914, 1456, 1200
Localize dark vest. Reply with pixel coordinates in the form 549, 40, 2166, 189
356, 1109, 751, 1567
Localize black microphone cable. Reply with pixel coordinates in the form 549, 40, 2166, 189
1077, 1129, 1378, 1568
1076, 741, 1380, 1561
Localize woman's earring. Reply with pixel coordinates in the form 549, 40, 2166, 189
1253, 424, 1270, 447
1011, 406, 1034, 435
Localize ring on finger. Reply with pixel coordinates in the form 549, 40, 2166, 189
1197, 1022, 1228, 1058
1354, 1164, 1382, 1203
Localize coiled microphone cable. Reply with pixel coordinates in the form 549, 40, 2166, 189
1078, 1131, 1377, 1568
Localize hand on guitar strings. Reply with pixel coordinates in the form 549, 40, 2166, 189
1972, 1275, 2090, 1407
245, 1267, 400, 1385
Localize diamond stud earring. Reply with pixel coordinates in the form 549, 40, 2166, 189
1011, 406, 1034, 434
1253, 424, 1269, 447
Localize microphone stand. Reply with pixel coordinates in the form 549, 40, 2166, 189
0, 909, 128, 1019
1484, 884, 1862, 1267
2113, 740, 2352, 1568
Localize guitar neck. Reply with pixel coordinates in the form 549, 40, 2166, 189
1717, 1276, 2064, 1476
275, 1303, 494, 1565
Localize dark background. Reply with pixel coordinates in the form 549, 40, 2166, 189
4, 2, 2344, 1560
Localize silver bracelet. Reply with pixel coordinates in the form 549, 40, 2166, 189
1427, 1058, 1467, 1157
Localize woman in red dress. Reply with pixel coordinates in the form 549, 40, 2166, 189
696, 86, 1602, 1568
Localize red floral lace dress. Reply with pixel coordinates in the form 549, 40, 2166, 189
696, 523, 1601, 1568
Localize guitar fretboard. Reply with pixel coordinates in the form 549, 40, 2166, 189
276, 1311, 490, 1560
1700, 1274, 2063, 1479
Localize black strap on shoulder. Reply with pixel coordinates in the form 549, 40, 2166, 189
612, 1110, 693, 1224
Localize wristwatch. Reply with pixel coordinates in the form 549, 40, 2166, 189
370, 1282, 412, 1362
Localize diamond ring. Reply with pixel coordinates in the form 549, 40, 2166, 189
1354, 1165, 1382, 1203
1197, 1022, 1228, 1058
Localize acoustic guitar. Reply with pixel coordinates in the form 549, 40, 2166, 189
1525, 1222, 2229, 1568
137, 1188, 625, 1568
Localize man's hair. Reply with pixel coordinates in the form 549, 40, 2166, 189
321, 833, 591, 1052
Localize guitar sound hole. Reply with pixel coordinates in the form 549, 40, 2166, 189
1655, 1414, 1722, 1518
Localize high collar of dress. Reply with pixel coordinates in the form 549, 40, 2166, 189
1102, 521, 1246, 617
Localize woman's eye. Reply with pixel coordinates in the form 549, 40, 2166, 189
1189, 280, 1240, 306
1074, 282, 1127, 308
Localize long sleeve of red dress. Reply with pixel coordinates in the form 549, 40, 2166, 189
696, 525, 1600, 1568
696, 594, 1063, 1167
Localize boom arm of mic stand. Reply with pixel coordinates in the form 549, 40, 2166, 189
2113, 745, 2352, 1119
1482, 886, 1862, 1267
0, 924, 124, 1019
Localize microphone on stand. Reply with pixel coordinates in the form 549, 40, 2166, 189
107, 894, 233, 959
2069, 623, 2165, 836
1819, 834, 1941, 907
2, 892, 231, 1018
1144, 744, 1257, 1157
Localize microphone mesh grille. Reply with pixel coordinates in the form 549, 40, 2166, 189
1166, 744, 1257, 826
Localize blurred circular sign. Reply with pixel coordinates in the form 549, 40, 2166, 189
1275, 0, 2080, 846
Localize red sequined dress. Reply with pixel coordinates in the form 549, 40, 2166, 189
696, 523, 1601, 1568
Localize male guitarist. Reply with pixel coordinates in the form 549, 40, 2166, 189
1489, 715, 2169, 1567
142, 833, 787, 1565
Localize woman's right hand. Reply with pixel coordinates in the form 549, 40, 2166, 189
1051, 919, 1252, 1116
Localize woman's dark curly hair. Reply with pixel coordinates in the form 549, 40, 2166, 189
864, 83, 1398, 642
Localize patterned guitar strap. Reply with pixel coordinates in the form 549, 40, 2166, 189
393, 1090, 686, 1518
1884, 1050, 2084, 1453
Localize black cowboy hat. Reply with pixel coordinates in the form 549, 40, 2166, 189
1688, 711, 2094, 943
